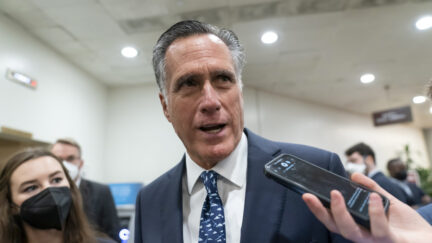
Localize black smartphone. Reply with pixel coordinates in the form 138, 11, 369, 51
264, 153, 389, 229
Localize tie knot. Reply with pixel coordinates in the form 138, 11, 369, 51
200, 170, 219, 195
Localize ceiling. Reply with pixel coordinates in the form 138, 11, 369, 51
1, 0, 432, 127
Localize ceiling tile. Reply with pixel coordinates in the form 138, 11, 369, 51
40, 1, 125, 40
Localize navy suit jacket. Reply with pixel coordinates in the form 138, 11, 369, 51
80, 179, 121, 242
406, 182, 425, 206
418, 203, 432, 224
370, 172, 408, 204
135, 129, 351, 243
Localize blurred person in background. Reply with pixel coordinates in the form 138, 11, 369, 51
345, 142, 408, 204
302, 80, 432, 242
0, 148, 115, 243
51, 138, 120, 242
387, 158, 431, 207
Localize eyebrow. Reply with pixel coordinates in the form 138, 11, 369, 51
176, 73, 199, 85
211, 69, 235, 79
174, 69, 236, 85
18, 170, 63, 189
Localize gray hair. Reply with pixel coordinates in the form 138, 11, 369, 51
54, 137, 82, 157
152, 20, 246, 98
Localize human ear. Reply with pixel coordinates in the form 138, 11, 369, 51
159, 93, 171, 122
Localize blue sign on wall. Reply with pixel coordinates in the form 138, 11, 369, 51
109, 183, 143, 206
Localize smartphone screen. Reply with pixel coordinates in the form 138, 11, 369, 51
264, 153, 389, 228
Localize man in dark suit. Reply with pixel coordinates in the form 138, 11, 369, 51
387, 158, 431, 207
344, 142, 408, 204
134, 20, 350, 243
51, 138, 121, 242
302, 81, 432, 242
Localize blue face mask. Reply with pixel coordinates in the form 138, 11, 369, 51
19, 187, 72, 230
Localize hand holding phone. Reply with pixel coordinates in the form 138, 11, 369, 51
264, 153, 389, 229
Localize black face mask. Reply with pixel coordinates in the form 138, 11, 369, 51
395, 170, 408, 181
19, 186, 72, 230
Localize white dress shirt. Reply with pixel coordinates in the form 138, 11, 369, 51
182, 132, 248, 243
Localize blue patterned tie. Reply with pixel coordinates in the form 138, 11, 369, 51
198, 170, 226, 243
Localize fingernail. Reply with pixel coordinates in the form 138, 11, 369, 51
331, 191, 340, 204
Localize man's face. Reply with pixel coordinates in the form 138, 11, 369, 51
51, 143, 83, 169
346, 152, 365, 165
160, 34, 244, 169
388, 162, 406, 178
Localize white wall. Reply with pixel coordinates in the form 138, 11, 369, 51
250, 89, 430, 171
103, 84, 184, 183
1, 11, 428, 184
424, 128, 432, 166
104, 84, 430, 184
0, 13, 107, 180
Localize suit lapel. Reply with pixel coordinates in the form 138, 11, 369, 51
240, 129, 286, 243
157, 130, 286, 243
160, 158, 185, 243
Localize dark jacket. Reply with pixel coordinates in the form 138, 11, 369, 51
134, 128, 351, 243
80, 179, 121, 242
371, 172, 409, 204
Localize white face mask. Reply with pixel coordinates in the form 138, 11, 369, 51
63, 161, 80, 181
345, 162, 366, 175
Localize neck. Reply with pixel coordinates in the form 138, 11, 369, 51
24, 223, 63, 243
366, 164, 376, 174
192, 157, 219, 170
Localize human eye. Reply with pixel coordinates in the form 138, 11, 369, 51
182, 79, 198, 87
215, 73, 235, 88
219, 74, 233, 82
23, 185, 37, 193
174, 77, 199, 92
52, 177, 64, 184
65, 156, 77, 162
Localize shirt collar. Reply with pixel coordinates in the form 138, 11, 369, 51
185, 132, 248, 195
368, 168, 380, 178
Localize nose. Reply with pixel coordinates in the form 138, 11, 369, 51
199, 82, 221, 114
39, 184, 52, 194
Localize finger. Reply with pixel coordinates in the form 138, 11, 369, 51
330, 190, 365, 241
302, 193, 338, 233
351, 173, 396, 202
369, 193, 392, 240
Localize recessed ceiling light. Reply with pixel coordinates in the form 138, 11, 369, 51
261, 31, 278, 44
121, 46, 138, 58
416, 16, 432, 30
413, 95, 427, 104
360, 73, 375, 84
429, 106, 432, 114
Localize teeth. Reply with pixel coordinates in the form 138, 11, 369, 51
206, 127, 222, 134
200, 124, 224, 133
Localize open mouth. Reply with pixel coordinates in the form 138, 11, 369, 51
199, 124, 226, 134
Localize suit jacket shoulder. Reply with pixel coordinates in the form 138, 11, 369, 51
371, 172, 408, 203
134, 159, 185, 243
240, 129, 350, 243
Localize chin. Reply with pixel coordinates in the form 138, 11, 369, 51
205, 144, 235, 162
